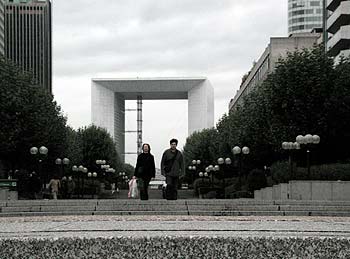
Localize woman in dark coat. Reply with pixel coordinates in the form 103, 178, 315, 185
134, 143, 156, 200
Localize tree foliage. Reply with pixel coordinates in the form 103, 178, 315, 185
183, 128, 220, 166
185, 46, 350, 188
0, 56, 67, 173
77, 125, 122, 172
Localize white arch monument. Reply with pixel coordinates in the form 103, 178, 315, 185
91, 77, 214, 161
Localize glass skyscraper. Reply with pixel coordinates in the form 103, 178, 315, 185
288, 0, 324, 35
4, 0, 52, 93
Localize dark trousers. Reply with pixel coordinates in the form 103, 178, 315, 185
165, 176, 178, 200
139, 178, 151, 200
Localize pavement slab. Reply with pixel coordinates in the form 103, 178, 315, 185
1, 215, 350, 239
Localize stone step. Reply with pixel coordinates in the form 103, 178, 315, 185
2, 209, 349, 217
2, 199, 350, 217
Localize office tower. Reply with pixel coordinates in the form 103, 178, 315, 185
327, 0, 350, 62
0, 0, 4, 55
229, 33, 320, 111
288, 0, 323, 35
4, 0, 52, 93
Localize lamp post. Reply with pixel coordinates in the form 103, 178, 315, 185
296, 134, 320, 179
119, 172, 126, 189
88, 172, 98, 198
106, 167, 116, 193
232, 146, 250, 189
80, 166, 88, 198
205, 165, 214, 188
217, 157, 231, 198
198, 171, 208, 198
72, 165, 78, 195
282, 142, 300, 179
188, 159, 201, 188
55, 157, 70, 177
30, 146, 48, 190
72, 165, 87, 198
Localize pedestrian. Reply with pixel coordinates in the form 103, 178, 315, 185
29, 171, 41, 199
134, 143, 156, 200
66, 176, 75, 199
61, 176, 68, 199
48, 176, 60, 200
161, 138, 184, 200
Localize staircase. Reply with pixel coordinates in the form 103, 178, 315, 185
1, 199, 350, 217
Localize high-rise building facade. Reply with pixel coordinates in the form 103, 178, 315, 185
229, 33, 320, 111
4, 0, 52, 93
0, 0, 4, 55
288, 0, 324, 35
327, 0, 350, 62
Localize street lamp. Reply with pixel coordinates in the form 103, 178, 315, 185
282, 142, 300, 179
30, 146, 48, 189
72, 165, 87, 198
296, 134, 320, 179
80, 166, 88, 198
88, 172, 98, 198
217, 157, 231, 198
119, 172, 127, 189
55, 157, 70, 177
188, 159, 201, 188
232, 146, 250, 189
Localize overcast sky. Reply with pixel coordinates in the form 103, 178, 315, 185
52, 0, 288, 168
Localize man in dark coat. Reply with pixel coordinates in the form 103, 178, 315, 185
161, 138, 184, 200
134, 143, 156, 200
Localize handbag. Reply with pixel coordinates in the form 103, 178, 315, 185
128, 179, 139, 198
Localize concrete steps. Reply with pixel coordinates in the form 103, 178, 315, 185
1, 199, 350, 217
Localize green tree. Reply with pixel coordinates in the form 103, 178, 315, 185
262, 46, 334, 157
217, 46, 350, 172
0, 56, 67, 177
77, 125, 122, 172
182, 128, 220, 184
64, 126, 83, 167
183, 128, 220, 166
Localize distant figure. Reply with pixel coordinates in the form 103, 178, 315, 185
48, 176, 60, 200
61, 176, 68, 199
7, 170, 12, 179
111, 183, 116, 194
134, 143, 156, 200
161, 138, 184, 200
66, 176, 75, 199
29, 171, 41, 199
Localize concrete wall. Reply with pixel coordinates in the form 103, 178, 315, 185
272, 183, 289, 200
260, 187, 273, 200
0, 189, 18, 200
256, 181, 350, 201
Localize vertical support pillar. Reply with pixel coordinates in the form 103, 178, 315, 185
137, 95, 143, 155
323, 0, 328, 52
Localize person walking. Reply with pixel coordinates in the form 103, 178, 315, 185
134, 143, 156, 200
48, 176, 60, 200
161, 138, 184, 200
66, 176, 75, 199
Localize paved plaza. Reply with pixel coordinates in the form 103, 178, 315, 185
1, 215, 350, 239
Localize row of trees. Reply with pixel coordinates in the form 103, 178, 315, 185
0, 56, 132, 188
183, 46, 350, 192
